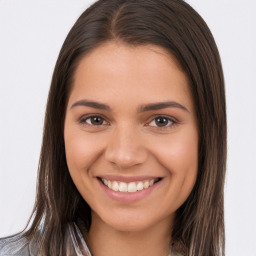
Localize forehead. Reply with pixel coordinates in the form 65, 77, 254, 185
68, 41, 193, 111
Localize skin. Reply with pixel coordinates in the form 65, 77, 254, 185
64, 42, 198, 256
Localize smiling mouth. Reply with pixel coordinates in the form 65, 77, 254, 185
98, 177, 162, 193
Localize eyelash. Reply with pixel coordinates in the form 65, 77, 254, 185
79, 114, 178, 129
79, 114, 109, 127
146, 115, 177, 129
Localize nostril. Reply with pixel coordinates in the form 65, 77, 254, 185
104, 131, 148, 168
104, 147, 148, 169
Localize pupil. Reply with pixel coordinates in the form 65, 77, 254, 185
91, 116, 103, 125
156, 117, 168, 127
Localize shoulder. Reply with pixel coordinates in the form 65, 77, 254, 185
0, 234, 39, 256
0, 223, 90, 256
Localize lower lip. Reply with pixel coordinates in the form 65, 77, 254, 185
97, 178, 162, 203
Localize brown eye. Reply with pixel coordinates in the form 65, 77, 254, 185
155, 117, 169, 127
91, 116, 104, 125
82, 116, 107, 126
148, 116, 175, 128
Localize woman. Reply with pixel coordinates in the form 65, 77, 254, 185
0, 0, 226, 255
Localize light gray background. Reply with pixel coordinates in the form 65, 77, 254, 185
0, 1, 255, 255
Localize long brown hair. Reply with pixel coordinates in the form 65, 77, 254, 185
23, 0, 226, 255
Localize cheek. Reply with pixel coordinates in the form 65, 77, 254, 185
151, 130, 198, 199
153, 131, 198, 170
64, 128, 103, 176
64, 129, 106, 205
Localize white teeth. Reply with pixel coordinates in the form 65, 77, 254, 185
128, 182, 137, 192
101, 178, 159, 193
119, 182, 128, 192
107, 180, 111, 189
137, 182, 144, 191
112, 181, 119, 191
144, 180, 149, 189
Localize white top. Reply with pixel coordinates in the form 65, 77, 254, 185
0, 222, 176, 256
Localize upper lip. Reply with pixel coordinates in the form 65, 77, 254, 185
97, 175, 162, 183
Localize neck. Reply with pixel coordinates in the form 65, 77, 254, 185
87, 212, 173, 256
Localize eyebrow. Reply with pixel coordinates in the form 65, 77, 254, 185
70, 99, 189, 112
138, 101, 189, 113
70, 100, 111, 111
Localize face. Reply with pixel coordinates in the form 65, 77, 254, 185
64, 42, 198, 232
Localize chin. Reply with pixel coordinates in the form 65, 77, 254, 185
92, 208, 174, 233
107, 219, 151, 232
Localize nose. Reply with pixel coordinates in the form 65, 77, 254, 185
104, 125, 147, 169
